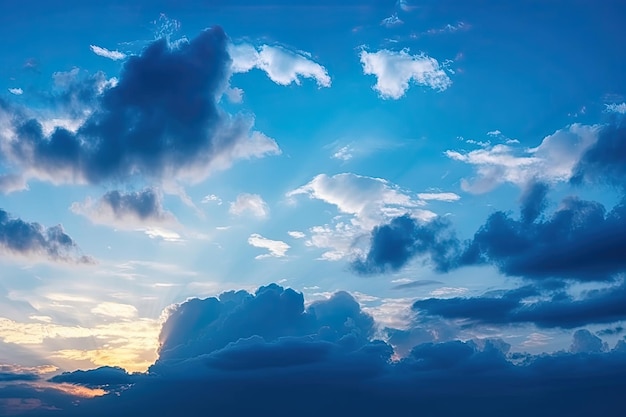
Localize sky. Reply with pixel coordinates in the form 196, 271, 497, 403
1, 0, 626, 415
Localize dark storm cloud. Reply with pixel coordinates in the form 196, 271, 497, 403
461, 196, 626, 281
10, 283, 626, 416
351, 215, 460, 275
49, 366, 134, 389
571, 119, 626, 188
0, 209, 92, 263
413, 280, 626, 328
0, 26, 278, 189
0, 372, 39, 382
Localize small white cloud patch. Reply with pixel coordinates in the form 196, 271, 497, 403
248, 234, 290, 259
417, 192, 461, 202
605, 102, 626, 114
288, 231, 306, 239
89, 45, 126, 61
229, 193, 269, 218
360, 49, 452, 99
8, 88, 23, 95
229, 43, 331, 87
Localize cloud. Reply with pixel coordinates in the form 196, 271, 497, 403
287, 173, 437, 261
381, 14, 403, 28
519, 181, 549, 224
29, 285, 626, 416
604, 102, 626, 114
0, 27, 280, 190
229, 193, 269, 218
247, 234, 290, 259
71, 188, 176, 229
426, 22, 469, 36
446, 124, 600, 193
360, 49, 452, 99
229, 43, 331, 87
89, 45, 126, 61
49, 366, 134, 389
570, 329, 607, 353
352, 215, 460, 275
413, 280, 626, 328
0, 209, 92, 264
201, 194, 222, 205
287, 230, 305, 239
461, 195, 626, 282
417, 192, 460, 202
571, 120, 626, 188
391, 279, 442, 290
8, 88, 23, 95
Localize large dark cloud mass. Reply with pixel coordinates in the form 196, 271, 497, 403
0, 26, 278, 189
0, 209, 91, 263
5, 283, 618, 416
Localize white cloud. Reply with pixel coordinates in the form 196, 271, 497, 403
417, 192, 461, 202
288, 231, 306, 239
229, 193, 269, 218
381, 14, 404, 27
446, 123, 601, 193
332, 145, 354, 161
229, 43, 331, 87
605, 102, 626, 114
487, 130, 502, 137
429, 287, 468, 297
8, 88, 23, 95
247, 234, 290, 259
91, 302, 138, 319
89, 45, 126, 61
360, 49, 452, 99
202, 194, 223, 205
287, 173, 437, 261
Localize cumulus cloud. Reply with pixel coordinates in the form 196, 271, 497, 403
229, 43, 331, 87
49, 366, 134, 389
229, 193, 269, 218
381, 14, 403, 27
287, 230, 305, 239
0, 27, 280, 191
8, 88, 23, 95
71, 188, 176, 228
24, 283, 626, 416
0, 209, 92, 264
247, 234, 290, 259
287, 173, 438, 261
461, 195, 626, 282
352, 215, 460, 275
89, 45, 126, 61
446, 123, 600, 193
360, 49, 452, 99
201, 194, 222, 205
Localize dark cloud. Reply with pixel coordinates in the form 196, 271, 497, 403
71, 188, 175, 227
157, 284, 375, 364
520, 181, 549, 224
413, 280, 626, 328
391, 279, 442, 290
49, 366, 134, 389
0, 26, 278, 190
598, 326, 624, 336
570, 329, 607, 353
352, 215, 460, 275
0, 209, 92, 263
7, 283, 626, 416
461, 196, 626, 281
0, 372, 39, 382
571, 119, 626, 188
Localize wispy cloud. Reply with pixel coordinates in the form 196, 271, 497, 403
360, 49, 452, 99
247, 234, 290, 259
8, 87, 23, 95
89, 45, 126, 61
605, 102, 626, 114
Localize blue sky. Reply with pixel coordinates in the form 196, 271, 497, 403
1, 0, 626, 415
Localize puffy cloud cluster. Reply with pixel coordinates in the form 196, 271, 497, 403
0, 209, 92, 263
0, 27, 280, 192
6, 283, 622, 416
